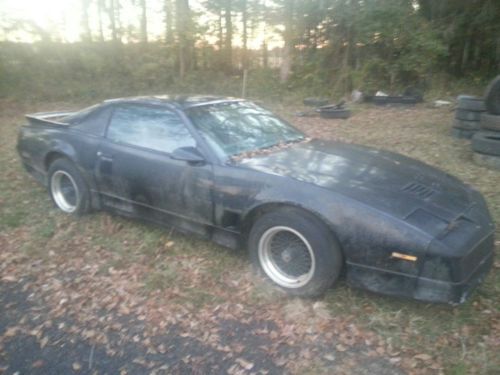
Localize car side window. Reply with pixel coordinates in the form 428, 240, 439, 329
107, 105, 196, 153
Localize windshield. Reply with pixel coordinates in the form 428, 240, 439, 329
186, 101, 305, 158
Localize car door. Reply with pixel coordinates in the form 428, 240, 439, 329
94, 104, 214, 231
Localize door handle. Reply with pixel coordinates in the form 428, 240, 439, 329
97, 151, 113, 162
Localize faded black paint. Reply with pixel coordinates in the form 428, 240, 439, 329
17, 96, 495, 304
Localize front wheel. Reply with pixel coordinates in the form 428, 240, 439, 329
248, 208, 343, 297
48, 158, 90, 215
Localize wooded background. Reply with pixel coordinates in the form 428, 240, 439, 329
1, 0, 499, 100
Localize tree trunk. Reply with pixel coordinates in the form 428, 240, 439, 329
109, 0, 118, 43
224, 0, 233, 69
280, 0, 294, 83
217, 8, 223, 51
262, 41, 268, 68
97, 0, 105, 42
241, 0, 248, 69
81, 0, 92, 41
140, 0, 148, 43
176, 0, 191, 80
164, 0, 174, 45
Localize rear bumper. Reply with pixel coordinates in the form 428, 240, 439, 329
21, 160, 47, 186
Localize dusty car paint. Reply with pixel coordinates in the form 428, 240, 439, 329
17, 96, 495, 304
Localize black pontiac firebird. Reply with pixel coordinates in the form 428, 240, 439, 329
17, 96, 495, 304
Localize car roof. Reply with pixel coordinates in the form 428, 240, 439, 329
103, 95, 241, 110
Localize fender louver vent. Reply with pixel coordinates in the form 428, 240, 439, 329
402, 182, 435, 199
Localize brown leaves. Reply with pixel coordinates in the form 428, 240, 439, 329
413, 353, 432, 361
39, 336, 49, 349
31, 359, 45, 368
3, 326, 20, 337
235, 358, 254, 370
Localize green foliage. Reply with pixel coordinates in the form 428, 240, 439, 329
0, 0, 498, 100
288, 0, 448, 94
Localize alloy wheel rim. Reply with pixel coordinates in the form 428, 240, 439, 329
51, 170, 79, 213
258, 226, 315, 288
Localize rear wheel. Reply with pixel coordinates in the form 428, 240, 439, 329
48, 158, 90, 215
248, 208, 343, 297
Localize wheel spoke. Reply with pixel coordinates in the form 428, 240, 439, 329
258, 226, 315, 288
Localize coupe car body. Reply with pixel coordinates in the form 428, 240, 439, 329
17, 96, 495, 304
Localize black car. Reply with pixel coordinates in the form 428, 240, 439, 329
17, 96, 495, 304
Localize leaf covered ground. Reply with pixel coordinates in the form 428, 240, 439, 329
0, 99, 499, 374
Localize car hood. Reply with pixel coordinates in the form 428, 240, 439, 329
236, 139, 476, 224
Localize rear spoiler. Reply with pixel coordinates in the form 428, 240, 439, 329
25, 111, 75, 126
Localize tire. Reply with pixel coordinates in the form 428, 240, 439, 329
471, 131, 500, 156
480, 113, 500, 132
457, 95, 486, 111
453, 118, 481, 131
372, 96, 418, 106
402, 87, 424, 102
248, 207, 343, 297
303, 97, 330, 107
472, 152, 500, 171
484, 75, 500, 115
47, 158, 90, 215
451, 128, 475, 139
455, 109, 483, 121
318, 109, 351, 119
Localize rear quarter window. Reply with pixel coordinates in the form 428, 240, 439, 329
73, 106, 112, 136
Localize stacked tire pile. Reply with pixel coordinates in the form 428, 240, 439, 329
452, 95, 486, 139
471, 76, 500, 171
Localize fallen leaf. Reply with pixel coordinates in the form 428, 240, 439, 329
4, 326, 19, 337
236, 358, 254, 370
32, 359, 45, 368
413, 354, 432, 361
323, 354, 335, 362
336, 344, 347, 352
40, 336, 49, 349
72, 362, 82, 371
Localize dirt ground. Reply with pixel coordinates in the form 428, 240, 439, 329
0, 99, 499, 375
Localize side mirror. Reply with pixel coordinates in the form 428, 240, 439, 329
171, 146, 206, 164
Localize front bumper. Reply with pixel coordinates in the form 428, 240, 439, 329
414, 242, 494, 304
346, 230, 495, 304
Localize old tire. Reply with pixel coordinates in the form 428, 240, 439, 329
48, 158, 90, 215
248, 207, 343, 297
453, 118, 481, 131
457, 95, 486, 112
318, 109, 351, 119
402, 87, 424, 102
373, 96, 418, 106
455, 109, 483, 121
480, 113, 500, 132
472, 152, 500, 171
303, 97, 330, 107
484, 75, 500, 115
471, 132, 500, 156
451, 128, 475, 139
